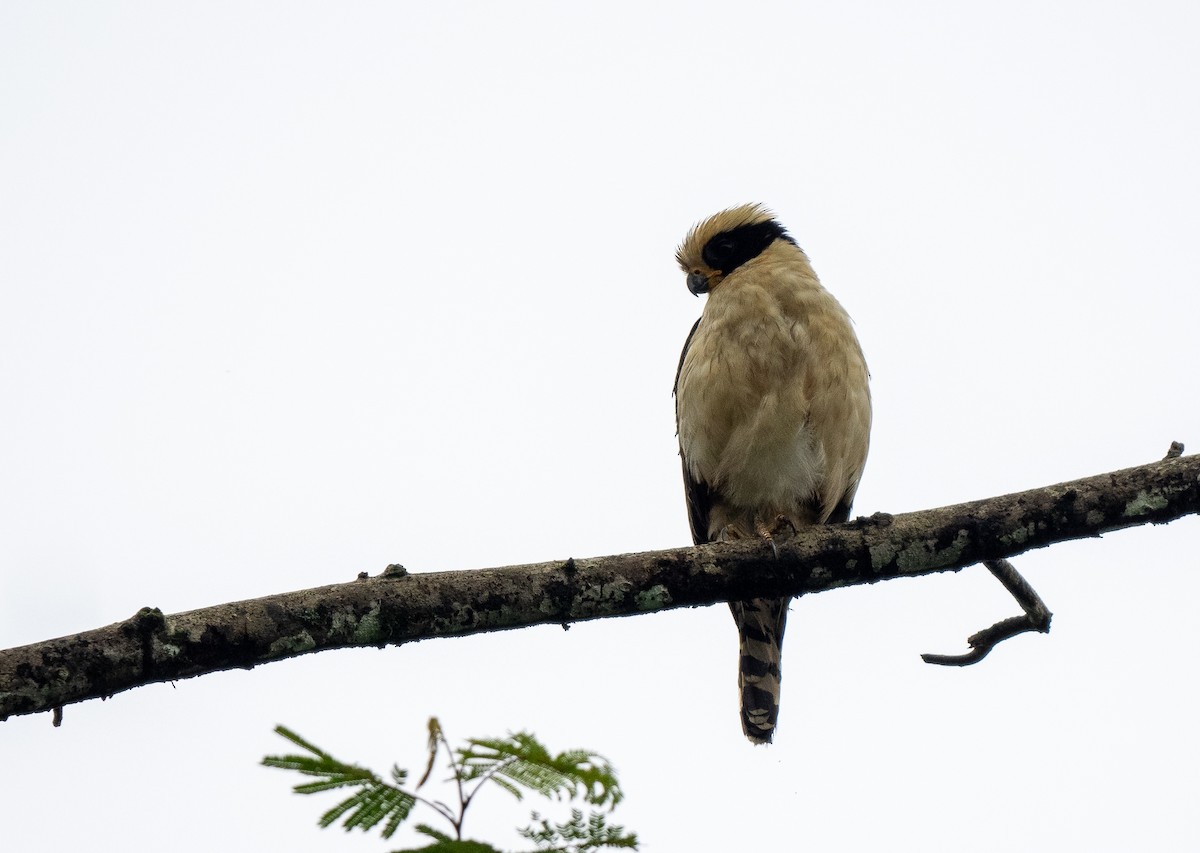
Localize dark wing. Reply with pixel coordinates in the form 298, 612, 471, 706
674, 318, 713, 545
824, 497, 855, 525
681, 466, 714, 545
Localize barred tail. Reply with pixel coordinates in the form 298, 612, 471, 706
730, 597, 790, 744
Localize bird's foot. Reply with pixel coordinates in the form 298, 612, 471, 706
753, 519, 779, 559
769, 514, 798, 541
752, 516, 799, 559
715, 525, 738, 544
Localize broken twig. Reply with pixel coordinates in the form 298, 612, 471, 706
921, 441, 1184, 667
920, 558, 1052, 666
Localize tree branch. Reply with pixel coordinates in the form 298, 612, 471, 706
2, 453, 1198, 722
921, 442, 1185, 666
920, 558, 1053, 666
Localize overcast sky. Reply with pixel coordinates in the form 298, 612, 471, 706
3, 2, 1199, 851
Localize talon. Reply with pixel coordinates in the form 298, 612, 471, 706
753, 520, 779, 559
770, 514, 798, 541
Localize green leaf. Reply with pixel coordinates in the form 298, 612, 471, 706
457, 733, 623, 808
266, 722, 638, 851
263, 725, 417, 839
389, 825, 504, 853
518, 809, 639, 851
263, 726, 379, 793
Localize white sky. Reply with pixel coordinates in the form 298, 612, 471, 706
3, 2, 1199, 850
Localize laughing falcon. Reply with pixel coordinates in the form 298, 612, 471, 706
673, 204, 871, 744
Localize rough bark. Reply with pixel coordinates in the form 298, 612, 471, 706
2, 454, 1197, 722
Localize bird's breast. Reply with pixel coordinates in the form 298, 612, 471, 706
676, 280, 826, 511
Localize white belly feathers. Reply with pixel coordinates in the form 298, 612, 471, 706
676, 273, 827, 515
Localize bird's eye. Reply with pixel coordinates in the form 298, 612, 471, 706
703, 236, 736, 269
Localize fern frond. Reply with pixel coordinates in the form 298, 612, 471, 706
319, 777, 416, 837
517, 808, 639, 851
458, 733, 622, 808
263, 725, 416, 839
486, 775, 525, 801
292, 776, 372, 795
271, 725, 329, 757
266, 722, 636, 851
263, 725, 379, 793
388, 824, 504, 853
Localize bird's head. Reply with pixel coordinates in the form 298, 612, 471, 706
675, 203, 796, 296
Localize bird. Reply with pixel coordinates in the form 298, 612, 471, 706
673, 203, 871, 744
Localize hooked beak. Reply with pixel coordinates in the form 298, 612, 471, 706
686, 271, 710, 296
